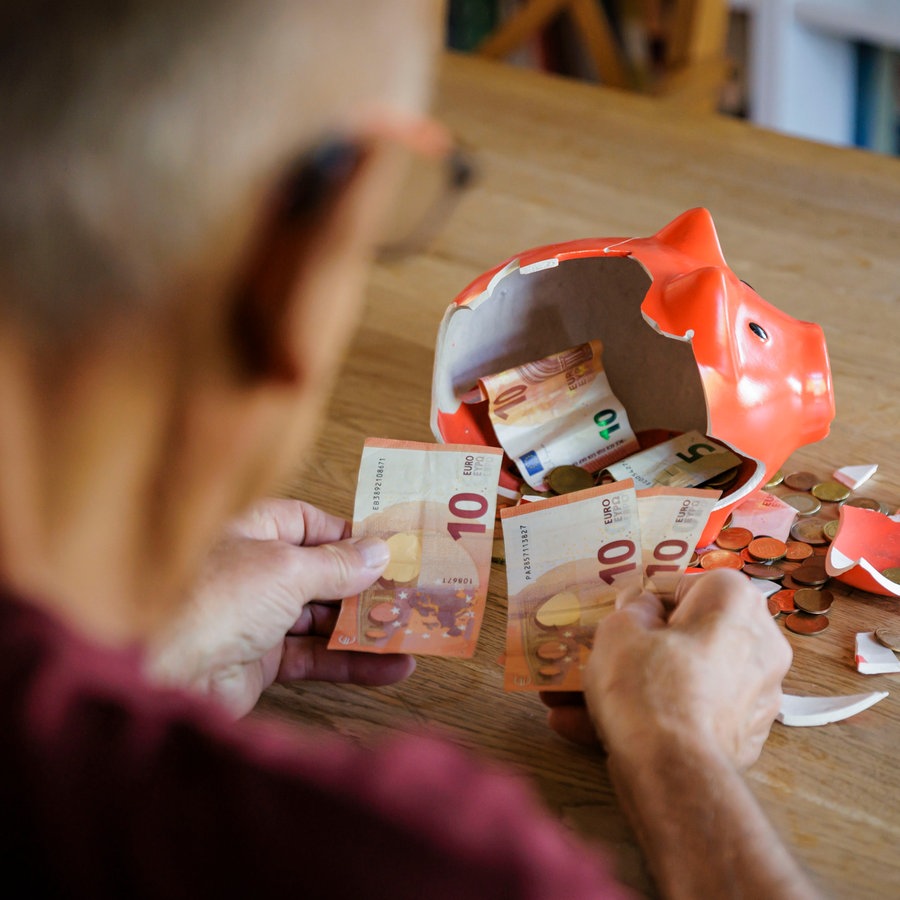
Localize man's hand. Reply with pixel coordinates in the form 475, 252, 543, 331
543, 569, 792, 770
146, 498, 414, 718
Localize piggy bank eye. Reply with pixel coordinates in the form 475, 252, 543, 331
748, 322, 769, 341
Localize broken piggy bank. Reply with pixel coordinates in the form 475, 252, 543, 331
430, 208, 835, 544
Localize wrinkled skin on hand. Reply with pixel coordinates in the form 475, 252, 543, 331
146, 498, 415, 718
542, 569, 792, 770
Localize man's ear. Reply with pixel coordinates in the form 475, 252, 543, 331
228, 142, 368, 384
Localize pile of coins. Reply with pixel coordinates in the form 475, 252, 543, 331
696, 524, 834, 634
696, 466, 900, 636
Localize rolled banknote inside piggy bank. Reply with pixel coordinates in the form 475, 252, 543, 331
430, 208, 835, 546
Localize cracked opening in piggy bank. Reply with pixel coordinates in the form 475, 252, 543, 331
430, 209, 835, 544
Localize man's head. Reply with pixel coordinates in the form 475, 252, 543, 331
0, 0, 443, 640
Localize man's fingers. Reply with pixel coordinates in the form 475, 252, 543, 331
610, 588, 667, 631
278, 636, 416, 686
292, 536, 391, 604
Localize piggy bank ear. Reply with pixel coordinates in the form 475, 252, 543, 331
651, 266, 739, 381
793, 320, 835, 445
654, 208, 727, 269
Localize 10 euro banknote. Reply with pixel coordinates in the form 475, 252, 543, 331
328, 438, 503, 658
501, 481, 718, 690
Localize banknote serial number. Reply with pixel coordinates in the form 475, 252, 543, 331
371, 457, 386, 511
442, 577, 474, 585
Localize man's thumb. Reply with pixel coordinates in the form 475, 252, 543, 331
297, 536, 391, 602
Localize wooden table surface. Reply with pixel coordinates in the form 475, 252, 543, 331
261, 53, 900, 898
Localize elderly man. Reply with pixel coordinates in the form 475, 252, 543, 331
0, 1, 817, 897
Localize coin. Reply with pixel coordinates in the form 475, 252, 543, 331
785, 612, 829, 635
811, 480, 851, 503
794, 588, 833, 614
771, 589, 797, 614
875, 627, 900, 651
844, 497, 884, 513
766, 597, 781, 618
764, 469, 785, 488
785, 540, 813, 561
716, 526, 753, 551
777, 560, 801, 575
882, 568, 900, 585
536, 640, 569, 661
823, 519, 840, 541
748, 536, 788, 562
782, 493, 822, 516
703, 466, 740, 490
784, 471, 820, 491
740, 548, 756, 563
547, 465, 594, 494
699, 549, 744, 571
743, 563, 784, 580
791, 563, 829, 587
790, 517, 829, 545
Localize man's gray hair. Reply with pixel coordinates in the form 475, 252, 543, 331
0, 0, 434, 336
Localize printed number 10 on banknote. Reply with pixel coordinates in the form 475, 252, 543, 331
328, 438, 503, 658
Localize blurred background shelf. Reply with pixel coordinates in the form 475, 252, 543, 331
447, 0, 900, 153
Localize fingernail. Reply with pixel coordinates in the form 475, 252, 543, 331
354, 536, 391, 568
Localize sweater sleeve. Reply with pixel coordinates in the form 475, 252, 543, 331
0, 589, 633, 899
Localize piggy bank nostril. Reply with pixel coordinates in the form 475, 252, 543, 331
749, 322, 769, 341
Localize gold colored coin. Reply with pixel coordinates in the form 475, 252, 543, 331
536, 591, 581, 628
782, 493, 821, 516
882, 568, 900, 585
716, 526, 753, 551
811, 480, 851, 503
784, 471, 820, 491
793, 588, 833, 614
785, 612, 830, 635
875, 627, 900, 651
703, 466, 740, 490
790, 518, 829, 545
822, 519, 840, 541
547, 465, 594, 495
764, 469, 785, 488
699, 549, 744, 571
748, 536, 788, 562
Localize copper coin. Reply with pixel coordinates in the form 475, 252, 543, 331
365, 628, 387, 640
785, 612, 830, 635
743, 563, 784, 581
689, 552, 700, 567
811, 480, 851, 503
790, 518, 829, 545
771, 589, 797, 614
780, 575, 813, 592
716, 526, 754, 551
785, 540, 814, 561
791, 566, 829, 587
536, 640, 569, 661
784, 471, 820, 491
777, 560, 801, 575
740, 548, 756, 563
767, 597, 781, 618
875, 627, 900, 651
699, 549, 744, 571
748, 536, 788, 562
782, 493, 822, 516
368, 601, 399, 624
765, 469, 785, 488
794, 588, 833, 614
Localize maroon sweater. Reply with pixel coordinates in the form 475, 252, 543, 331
0, 588, 631, 898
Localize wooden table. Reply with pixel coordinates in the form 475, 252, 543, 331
261, 52, 900, 898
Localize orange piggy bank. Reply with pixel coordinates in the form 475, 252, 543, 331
430, 208, 835, 544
